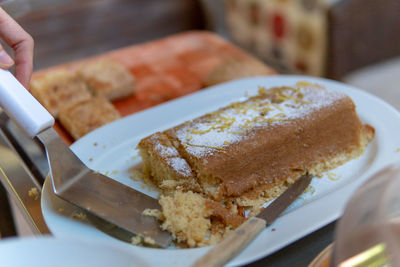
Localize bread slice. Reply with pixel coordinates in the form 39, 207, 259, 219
58, 96, 121, 140
204, 57, 275, 87
77, 59, 135, 101
30, 69, 92, 117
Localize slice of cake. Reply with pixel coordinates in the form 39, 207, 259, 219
137, 81, 374, 247
77, 59, 136, 101
58, 96, 121, 140
30, 69, 92, 117
138, 132, 200, 193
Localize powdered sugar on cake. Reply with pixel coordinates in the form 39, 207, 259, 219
153, 139, 179, 157
166, 157, 192, 177
174, 84, 346, 157
152, 135, 192, 177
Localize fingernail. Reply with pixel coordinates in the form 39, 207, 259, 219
0, 50, 14, 67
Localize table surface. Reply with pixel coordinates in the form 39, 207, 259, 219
1, 0, 400, 266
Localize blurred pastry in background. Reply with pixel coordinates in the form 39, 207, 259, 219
77, 59, 136, 101
30, 69, 92, 117
204, 57, 275, 87
58, 96, 121, 140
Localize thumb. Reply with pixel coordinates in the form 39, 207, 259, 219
0, 44, 15, 69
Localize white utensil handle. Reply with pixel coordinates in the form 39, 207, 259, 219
0, 69, 54, 137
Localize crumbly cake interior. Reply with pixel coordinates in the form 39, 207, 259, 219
137, 81, 375, 247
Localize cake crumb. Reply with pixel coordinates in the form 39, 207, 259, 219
131, 235, 142, 246
142, 208, 162, 219
28, 187, 40, 200
144, 236, 156, 246
72, 212, 87, 221
130, 234, 156, 247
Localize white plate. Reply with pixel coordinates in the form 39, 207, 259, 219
0, 236, 148, 267
41, 75, 400, 266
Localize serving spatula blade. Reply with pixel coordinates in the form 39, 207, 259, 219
0, 69, 172, 247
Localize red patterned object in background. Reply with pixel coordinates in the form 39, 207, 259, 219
225, 0, 400, 79
272, 13, 285, 39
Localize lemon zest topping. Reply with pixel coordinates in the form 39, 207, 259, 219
185, 85, 312, 140
184, 142, 226, 152
327, 172, 340, 181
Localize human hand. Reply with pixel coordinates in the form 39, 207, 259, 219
0, 7, 33, 88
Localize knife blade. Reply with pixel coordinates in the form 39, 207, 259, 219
260, 173, 312, 225
192, 173, 312, 267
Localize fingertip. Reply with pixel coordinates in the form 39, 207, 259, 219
0, 50, 14, 68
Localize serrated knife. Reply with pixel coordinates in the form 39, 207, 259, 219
0, 69, 172, 248
192, 173, 312, 267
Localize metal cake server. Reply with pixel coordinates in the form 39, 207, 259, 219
0, 69, 172, 248
192, 173, 312, 267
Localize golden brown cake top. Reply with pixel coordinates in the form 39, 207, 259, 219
171, 82, 348, 159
